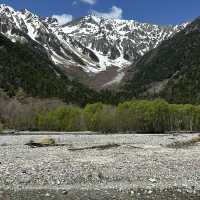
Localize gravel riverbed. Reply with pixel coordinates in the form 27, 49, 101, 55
0, 133, 200, 199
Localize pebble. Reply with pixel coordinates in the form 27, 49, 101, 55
0, 191, 7, 200
148, 190, 153, 194
148, 178, 157, 183
21, 170, 27, 174
0, 133, 199, 193
45, 192, 51, 197
62, 190, 68, 195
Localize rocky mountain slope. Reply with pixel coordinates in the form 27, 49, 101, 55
64, 15, 186, 71
122, 17, 200, 104
0, 4, 187, 88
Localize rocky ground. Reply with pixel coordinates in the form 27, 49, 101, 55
0, 133, 200, 199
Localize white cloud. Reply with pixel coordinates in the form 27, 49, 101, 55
52, 14, 73, 25
80, 0, 96, 5
72, 1, 78, 6
92, 6, 123, 19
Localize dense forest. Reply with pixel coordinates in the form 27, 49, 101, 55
1, 90, 200, 133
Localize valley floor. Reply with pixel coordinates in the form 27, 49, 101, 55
0, 133, 200, 199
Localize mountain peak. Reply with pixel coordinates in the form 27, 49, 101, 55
0, 4, 14, 10
0, 4, 15, 14
21, 8, 32, 16
44, 17, 59, 26
86, 13, 131, 24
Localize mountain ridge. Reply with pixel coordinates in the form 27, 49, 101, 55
0, 5, 187, 78
63, 14, 187, 71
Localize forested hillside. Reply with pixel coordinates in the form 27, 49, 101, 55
122, 17, 200, 104
0, 34, 98, 106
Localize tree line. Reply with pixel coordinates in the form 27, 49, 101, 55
1, 91, 200, 133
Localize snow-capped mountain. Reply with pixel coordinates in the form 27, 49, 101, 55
63, 15, 187, 71
0, 4, 188, 88
0, 4, 100, 73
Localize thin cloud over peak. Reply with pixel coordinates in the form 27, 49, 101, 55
80, 0, 97, 5
92, 6, 123, 19
52, 13, 73, 25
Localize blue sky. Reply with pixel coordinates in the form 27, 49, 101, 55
1, 0, 200, 25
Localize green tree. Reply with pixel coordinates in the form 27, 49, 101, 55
83, 103, 103, 131
95, 105, 117, 133
37, 105, 83, 131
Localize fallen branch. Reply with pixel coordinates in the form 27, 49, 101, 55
68, 143, 121, 151
25, 142, 68, 148
125, 145, 144, 149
